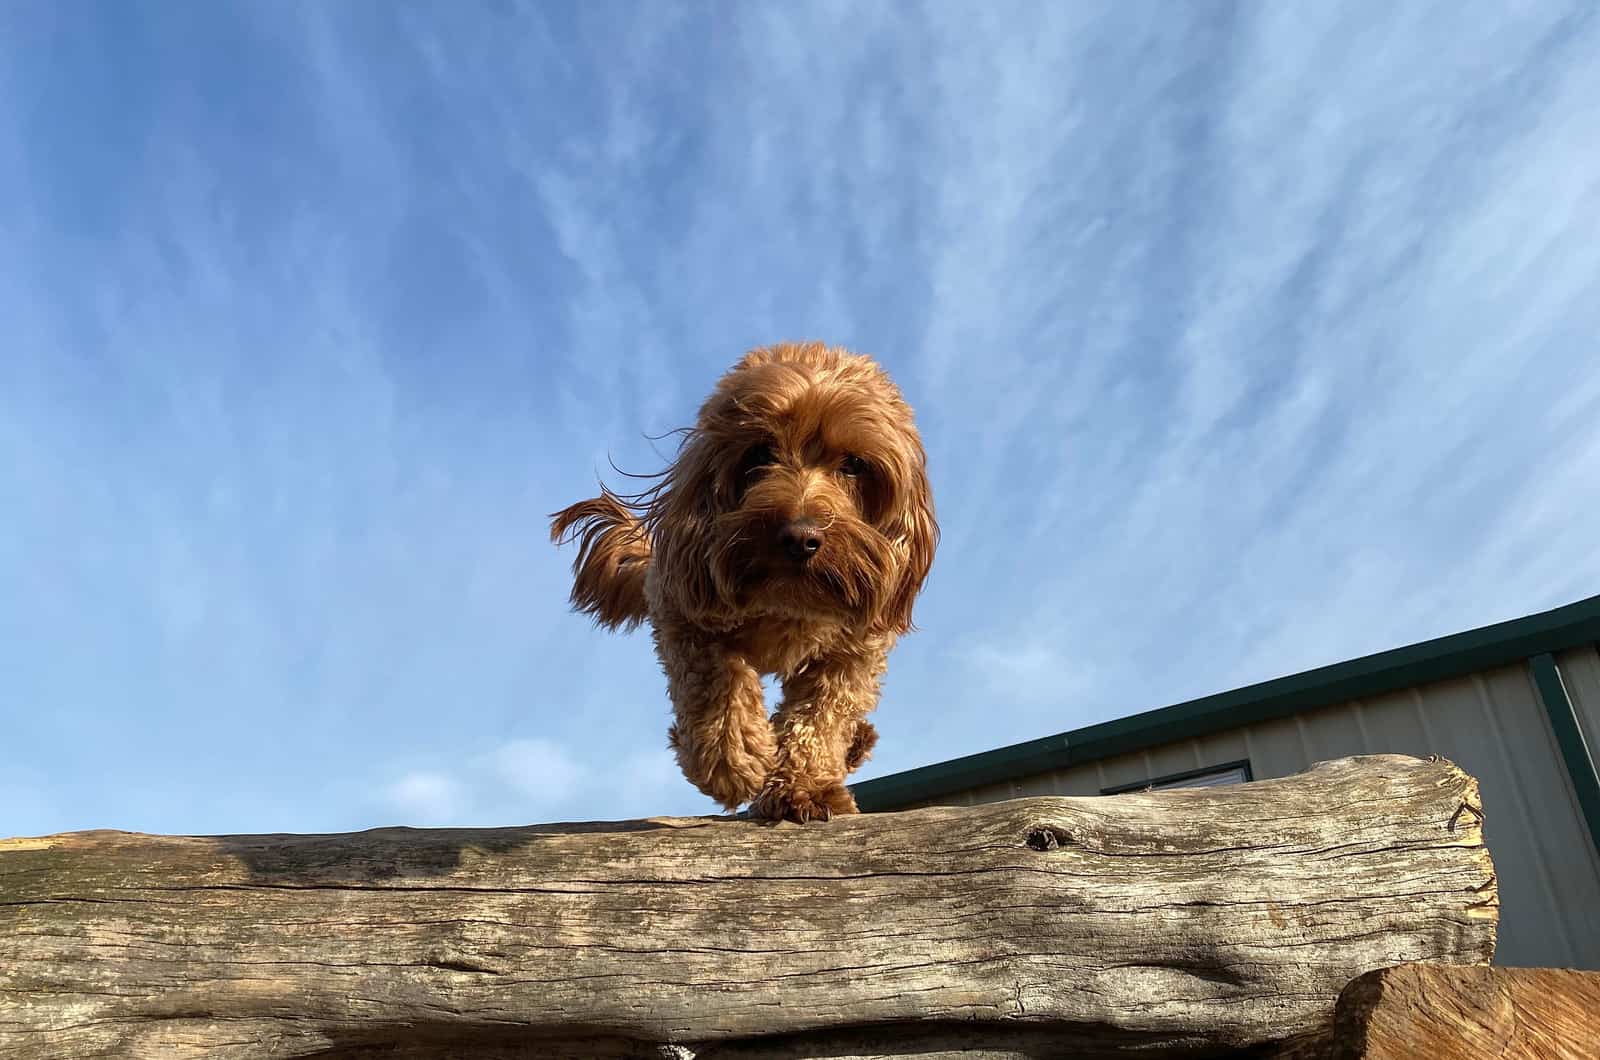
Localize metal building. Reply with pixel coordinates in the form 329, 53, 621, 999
852, 594, 1600, 969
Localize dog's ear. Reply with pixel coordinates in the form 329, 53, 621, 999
645, 431, 726, 619
876, 458, 938, 635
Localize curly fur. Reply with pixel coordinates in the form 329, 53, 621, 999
551, 342, 937, 822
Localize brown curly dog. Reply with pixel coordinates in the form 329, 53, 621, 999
551, 342, 937, 823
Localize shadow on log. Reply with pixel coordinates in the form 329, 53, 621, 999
0, 754, 1497, 1059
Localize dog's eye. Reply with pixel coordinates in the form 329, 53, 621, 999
840, 454, 869, 478
740, 443, 776, 476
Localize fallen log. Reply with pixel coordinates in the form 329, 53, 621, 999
0, 754, 1496, 1059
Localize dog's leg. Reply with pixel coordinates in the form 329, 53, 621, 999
843, 719, 878, 772
751, 646, 887, 823
655, 624, 776, 812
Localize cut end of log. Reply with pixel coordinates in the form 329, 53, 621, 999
1327, 964, 1600, 1060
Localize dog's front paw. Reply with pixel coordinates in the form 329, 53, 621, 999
750, 774, 858, 823
702, 760, 770, 812
670, 723, 775, 812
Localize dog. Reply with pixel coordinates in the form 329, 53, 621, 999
550, 342, 937, 822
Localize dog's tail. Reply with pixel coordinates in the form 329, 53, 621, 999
550, 490, 652, 631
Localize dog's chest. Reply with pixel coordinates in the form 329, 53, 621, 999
732, 615, 844, 678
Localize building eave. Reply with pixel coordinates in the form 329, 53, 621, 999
852, 592, 1600, 811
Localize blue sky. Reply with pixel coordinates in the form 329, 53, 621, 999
3, 2, 1597, 837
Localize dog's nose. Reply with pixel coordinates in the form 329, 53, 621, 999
778, 519, 824, 562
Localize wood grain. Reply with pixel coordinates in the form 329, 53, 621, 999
1327, 964, 1600, 1059
0, 754, 1497, 1059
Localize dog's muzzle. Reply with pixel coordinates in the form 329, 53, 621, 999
777, 518, 824, 563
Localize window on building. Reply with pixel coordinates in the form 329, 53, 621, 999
1100, 760, 1253, 795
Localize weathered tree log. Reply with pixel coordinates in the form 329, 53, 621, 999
1325, 964, 1600, 1059
1, 754, 1496, 1059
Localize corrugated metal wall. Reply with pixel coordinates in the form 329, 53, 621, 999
1562, 642, 1600, 766
903, 654, 1600, 969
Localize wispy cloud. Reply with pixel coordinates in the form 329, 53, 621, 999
376, 738, 688, 828
384, 771, 469, 827
481, 738, 587, 801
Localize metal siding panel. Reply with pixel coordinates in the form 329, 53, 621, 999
1193, 729, 1250, 770
1531, 653, 1600, 866
1485, 664, 1600, 965
1049, 766, 1109, 796
1407, 675, 1495, 762
1363, 668, 1589, 966
1002, 765, 1106, 798
1348, 699, 1374, 746
942, 763, 1132, 803
921, 789, 979, 809
1094, 750, 1161, 792
962, 780, 1012, 804
1351, 687, 1433, 756
1557, 643, 1600, 754
1141, 741, 1210, 784
1237, 715, 1309, 779
1002, 773, 1059, 799
1293, 701, 1375, 762
1464, 667, 1588, 967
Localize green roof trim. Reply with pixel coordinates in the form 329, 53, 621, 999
1530, 653, 1600, 859
852, 592, 1600, 811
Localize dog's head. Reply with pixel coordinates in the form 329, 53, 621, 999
645, 342, 937, 633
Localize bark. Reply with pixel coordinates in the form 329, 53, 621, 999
0, 754, 1497, 1059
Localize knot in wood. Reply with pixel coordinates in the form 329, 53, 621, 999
1024, 825, 1074, 851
